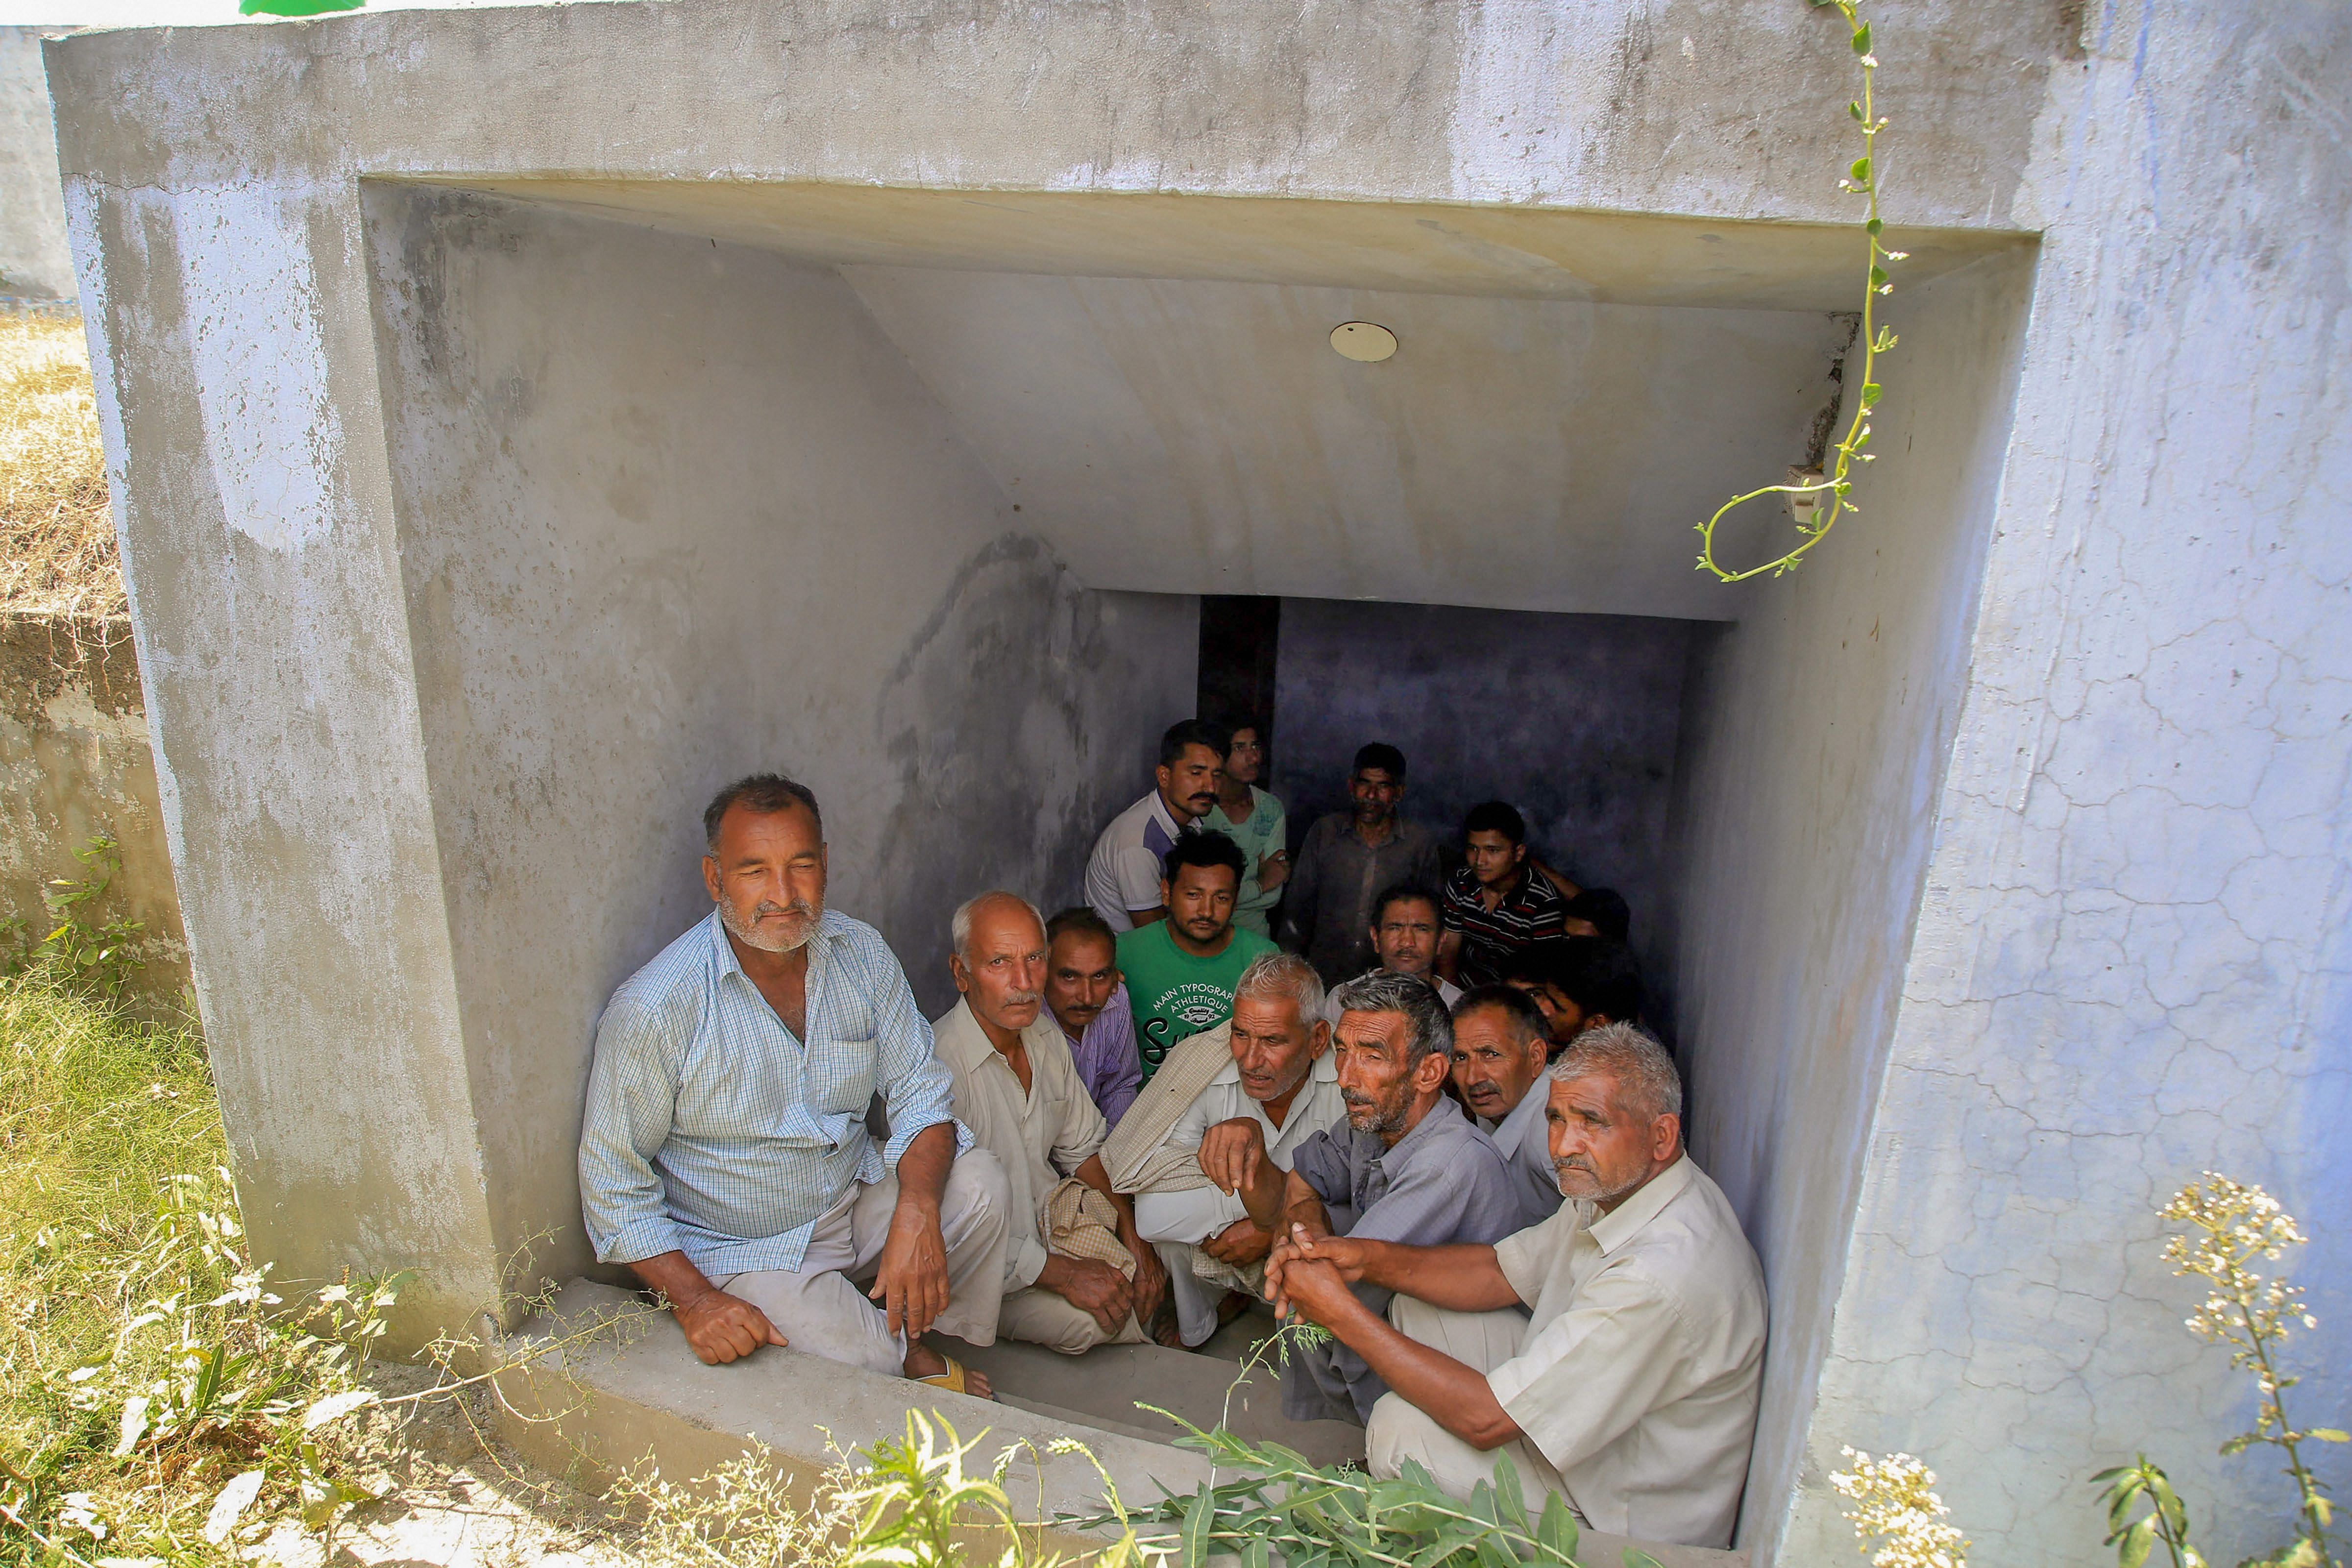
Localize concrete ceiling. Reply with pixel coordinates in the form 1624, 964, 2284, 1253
432, 180, 1933, 618
437, 180, 2017, 313
840, 268, 1852, 619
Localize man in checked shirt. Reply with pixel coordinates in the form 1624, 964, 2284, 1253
579, 774, 1011, 1397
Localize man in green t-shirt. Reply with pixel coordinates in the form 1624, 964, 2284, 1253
1117, 832, 1278, 1079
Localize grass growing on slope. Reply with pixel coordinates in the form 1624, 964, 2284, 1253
0, 975, 413, 1566
0, 311, 119, 620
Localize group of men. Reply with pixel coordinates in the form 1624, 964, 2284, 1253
578, 738, 1768, 1552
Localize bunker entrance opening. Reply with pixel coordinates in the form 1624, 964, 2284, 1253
354, 175, 2032, 1509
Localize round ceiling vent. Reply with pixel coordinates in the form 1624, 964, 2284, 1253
1329, 321, 1398, 363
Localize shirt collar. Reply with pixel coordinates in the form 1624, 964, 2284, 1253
1587, 1152, 1696, 1256
1494, 1078, 1549, 1144
1380, 1092, 1466, 1166
940, 998, 1058, 1077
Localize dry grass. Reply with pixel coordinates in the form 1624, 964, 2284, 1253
0, 311, 120, 619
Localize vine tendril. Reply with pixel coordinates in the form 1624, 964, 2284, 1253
1695, 0, 1903, 583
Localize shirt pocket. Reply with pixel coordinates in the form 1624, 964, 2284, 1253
808, 1039, 879, 1120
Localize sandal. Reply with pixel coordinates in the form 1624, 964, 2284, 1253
913, 1354, 988, 1398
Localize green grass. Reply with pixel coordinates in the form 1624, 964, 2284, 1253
0, 973, 220, 1376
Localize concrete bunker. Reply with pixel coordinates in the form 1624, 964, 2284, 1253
342, 174, 2034, 1520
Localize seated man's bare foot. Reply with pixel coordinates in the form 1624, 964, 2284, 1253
1215, 1289, 1255, 1328
1148, 1302, 1185, 1348
904, 1342, 994, 1400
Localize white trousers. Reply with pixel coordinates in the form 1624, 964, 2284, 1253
1366, 1295, 1579, 1515
715, 1150, 1010, 1379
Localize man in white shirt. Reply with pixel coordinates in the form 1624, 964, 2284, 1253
1100, 952, 1346, 1346
933, 892, 1168, 1353
1449, 986, 1563, 1230
1083, 719, 1228, 931
1263, 1023, 1766, 1550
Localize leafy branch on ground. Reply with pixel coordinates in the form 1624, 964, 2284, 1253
1693, 0, 1904, 583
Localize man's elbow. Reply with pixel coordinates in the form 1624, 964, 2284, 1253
1453, 1408, 1524, 1452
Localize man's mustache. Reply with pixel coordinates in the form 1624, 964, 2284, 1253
1341, 1089, 1377, 1107
1003, 988, 1042, 1007
753, 899, 817, 921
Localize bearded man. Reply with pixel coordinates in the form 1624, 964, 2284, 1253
1244, 970, 1523, 1425
579, 774, 1010, 1398
1261, 1024, 1767, 1551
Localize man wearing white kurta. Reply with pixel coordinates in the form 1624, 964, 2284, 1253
1102, 953, 1346, 1346
935, 892, 1168, 1353
1262, 1024, 1766, 1550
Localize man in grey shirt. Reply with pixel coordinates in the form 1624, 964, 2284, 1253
1218, 969, 1521, 1423
1279, 744, 1443, 987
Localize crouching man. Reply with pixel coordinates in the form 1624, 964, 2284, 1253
578, 775, 1010, 1397
1264, 1024, 1766, 1551
1261, 971, 1524, 1424
1101, 952, 1345, 1347
935, 892, 1168, 1353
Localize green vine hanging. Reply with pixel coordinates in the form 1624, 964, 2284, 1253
1695, 0, 1904, 582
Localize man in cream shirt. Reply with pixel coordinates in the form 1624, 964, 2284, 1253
934, 892, 1168, 1352
1262, 1023, 1766, 1550
1102, 952, 1347, 1346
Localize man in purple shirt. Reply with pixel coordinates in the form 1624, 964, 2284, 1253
1045, 907, 1144, 1126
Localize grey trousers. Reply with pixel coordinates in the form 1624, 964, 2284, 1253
714, 1150, 1010, 1378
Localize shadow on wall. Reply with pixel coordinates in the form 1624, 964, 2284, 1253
1269, 597, 1697, 1024
871, 536, 1197, 1016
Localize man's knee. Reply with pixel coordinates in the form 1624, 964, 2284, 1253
945, 1148, 1010, 1238
1367, 1393, 1448, 1483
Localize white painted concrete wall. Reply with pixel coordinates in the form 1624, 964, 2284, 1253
1779, 6, 2352, 1563
1667, 249, 2035, 1556
363, 186, 1198, 1290
0, 25, 74, 299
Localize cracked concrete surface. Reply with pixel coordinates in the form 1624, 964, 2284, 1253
40, 2, 2352, 1563
1778, 3, 2352, 1564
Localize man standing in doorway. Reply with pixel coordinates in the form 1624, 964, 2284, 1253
1084, 719, 1228, 932
1204, 718, 1289, 938
578, 774, 1009, 1397
1438, 802, 1568, 990
1279, 744, 1443, 988
1117, 833, 1277, 1078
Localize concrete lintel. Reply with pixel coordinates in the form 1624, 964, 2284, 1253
495, 1281, 1743, 1568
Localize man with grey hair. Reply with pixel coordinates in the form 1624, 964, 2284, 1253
933, 891, 1168, 1353
1101, 950, 1347, 1347
1250, 969, 1523, 1424
1262, 1023, 1767, 1550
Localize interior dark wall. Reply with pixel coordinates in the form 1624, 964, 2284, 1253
1268, 598, 1697, 1027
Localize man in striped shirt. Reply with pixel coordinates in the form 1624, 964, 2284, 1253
578, 774, 1010, 1397
1437, 801, 1568, 990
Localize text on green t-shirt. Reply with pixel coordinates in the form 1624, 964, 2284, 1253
1115, 920, 1279, 1078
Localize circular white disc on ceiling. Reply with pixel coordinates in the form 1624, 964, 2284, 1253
1330, 321, 1398, 362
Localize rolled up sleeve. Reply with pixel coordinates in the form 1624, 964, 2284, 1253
578, 999, 687, 1266
871, 950, 972, 1168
